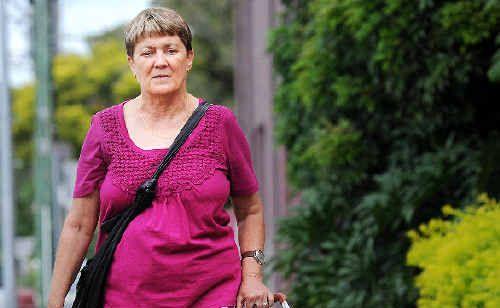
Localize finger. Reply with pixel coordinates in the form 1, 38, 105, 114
258, 298, 266, 308
274, 292, 287, 303
267, 292, 274, 306
255, 296, 262, 308
236, 295, 243, 308
259, 296, 266, 308
245, 297, 253, 308
259, 294, 268, 308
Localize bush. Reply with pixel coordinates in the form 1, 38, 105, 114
269, 0, 500, 306
407, 194, 500, 308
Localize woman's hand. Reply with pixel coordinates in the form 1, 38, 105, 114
236, 276, 274, 308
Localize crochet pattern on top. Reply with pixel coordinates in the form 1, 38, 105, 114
95, 103, 227, 198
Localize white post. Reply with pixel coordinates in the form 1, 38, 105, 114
0, 0, 18, 307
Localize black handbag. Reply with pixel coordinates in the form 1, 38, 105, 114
72, 101, 212, 308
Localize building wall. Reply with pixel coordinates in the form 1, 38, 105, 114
233, 0, 289, 292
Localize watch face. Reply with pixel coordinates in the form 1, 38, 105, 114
255, 250, 265, 265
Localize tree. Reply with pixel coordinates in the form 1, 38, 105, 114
269, 1, 500, 306
407, 195, 500, 307
12, 36, 138, 236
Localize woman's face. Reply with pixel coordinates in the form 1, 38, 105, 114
128, 34, 193, 96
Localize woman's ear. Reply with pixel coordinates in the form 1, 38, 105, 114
186, 49, 194, 71
127, 55, 136, 78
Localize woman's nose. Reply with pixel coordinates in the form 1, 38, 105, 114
154, 51, 169, 67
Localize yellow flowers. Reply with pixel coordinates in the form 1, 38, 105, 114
407, 194, 500, 307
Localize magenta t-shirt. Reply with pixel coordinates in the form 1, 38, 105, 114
72, 98, 259, 307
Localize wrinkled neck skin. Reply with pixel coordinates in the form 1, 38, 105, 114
136, 83, 196, 121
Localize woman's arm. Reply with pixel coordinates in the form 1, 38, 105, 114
233, 192, 265, 278
47, 190, 100, 308
233, 192, 274, 308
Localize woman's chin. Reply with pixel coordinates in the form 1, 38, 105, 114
147, 85, 179, 96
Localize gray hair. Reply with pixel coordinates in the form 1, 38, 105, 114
124, 7, 193, 57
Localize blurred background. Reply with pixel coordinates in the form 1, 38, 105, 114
1, 0, 500, 307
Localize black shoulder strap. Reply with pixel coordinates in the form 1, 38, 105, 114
100, 101, 211, 233
152, 101, 211, 180
137, 101, 211, 192
74, 101, 213, 308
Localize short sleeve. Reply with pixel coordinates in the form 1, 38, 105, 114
222, 107, 259, 197
72, 115, 107, 198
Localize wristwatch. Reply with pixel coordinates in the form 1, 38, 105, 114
241, 249, 265, 265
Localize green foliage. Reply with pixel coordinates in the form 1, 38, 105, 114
12, 36, 138, 236
12, 85, 36, 165
15, 37, 138, 160
407, 194, 500, 307
12, 86, 36, 236
269, 0, 500, 306
55, 104, 93, 151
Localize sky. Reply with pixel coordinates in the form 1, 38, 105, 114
7, 0, 150, 87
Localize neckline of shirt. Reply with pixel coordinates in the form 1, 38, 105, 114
118, 97, 205, 153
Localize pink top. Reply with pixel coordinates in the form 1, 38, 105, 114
73, 98, 259, 307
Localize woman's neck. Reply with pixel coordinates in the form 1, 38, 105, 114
137, 90, 196, 121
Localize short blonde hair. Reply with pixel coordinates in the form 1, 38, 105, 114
124, 7, 193, 57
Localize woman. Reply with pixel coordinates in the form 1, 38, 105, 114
48, 7, 274, 308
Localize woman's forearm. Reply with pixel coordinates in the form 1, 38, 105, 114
233, 193, 266, 280
239, 213, 265, 280
48, 219, 95, 306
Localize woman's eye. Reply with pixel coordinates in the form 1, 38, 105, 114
168, 49, 177, 54
142, 51, 152, 56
